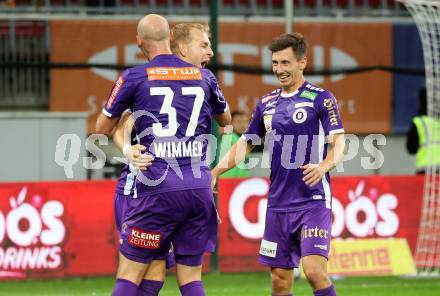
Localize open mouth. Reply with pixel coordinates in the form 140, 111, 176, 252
201, 59, 209, 68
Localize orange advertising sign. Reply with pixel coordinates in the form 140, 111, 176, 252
50, 20, 392, 134
147, 67, 202, 80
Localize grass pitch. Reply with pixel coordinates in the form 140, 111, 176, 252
0, 273, 439, 295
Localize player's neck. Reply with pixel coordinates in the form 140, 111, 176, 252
281, 77, 305, 94
146, 43, 173, 61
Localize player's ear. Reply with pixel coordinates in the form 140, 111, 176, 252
136, 35, 142, 48
178, 42, 187, 57
299, 57, 307, 70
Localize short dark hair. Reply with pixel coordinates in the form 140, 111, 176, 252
268, 32, 308, 60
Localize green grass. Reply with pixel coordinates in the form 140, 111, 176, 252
0, 273, 439, 295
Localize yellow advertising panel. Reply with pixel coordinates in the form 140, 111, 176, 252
327, 238, 416, 276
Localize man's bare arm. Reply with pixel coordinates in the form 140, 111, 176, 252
213, 108, 232, 127
301, 133, 346, 187
211, 137, 254, 190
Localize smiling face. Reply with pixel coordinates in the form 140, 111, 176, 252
180, 28, 213, 68
272, 47, 307, 93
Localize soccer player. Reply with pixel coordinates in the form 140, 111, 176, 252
120, 22, 216, 170
112, 112, 165, 296
211, 33, 346, 296
110, 22, 218, 295
95, 14, 230, 296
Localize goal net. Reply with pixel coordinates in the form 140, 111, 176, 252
399, 0, 440, 275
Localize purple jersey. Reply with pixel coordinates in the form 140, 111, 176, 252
103, 54, 227, 196
115, 126, 138, 196
243, 82, 344, 211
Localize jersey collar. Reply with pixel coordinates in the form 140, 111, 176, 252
279, 81, 308, 98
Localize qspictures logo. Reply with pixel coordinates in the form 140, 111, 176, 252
0, 188, 65, 278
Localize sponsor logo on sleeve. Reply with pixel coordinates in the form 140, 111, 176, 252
323, 98, 339, 126
305, 84, 324, 92
300, 90, 318, 101
147, 67, 202, 80
314, 244, 328, 251
263, 108, 276, 115
128, 228, 162, 249
106, 76, 124, 109
266, 101, 277, 108
215, 83, 226, 103
259, 239, 278, 258
262, 94, 277, 103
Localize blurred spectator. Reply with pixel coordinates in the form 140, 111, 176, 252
219, 111, 251, 178
406, 88, 440, 174
0, 0, 15, 7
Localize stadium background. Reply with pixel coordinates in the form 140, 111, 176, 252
0, 1, 439, 295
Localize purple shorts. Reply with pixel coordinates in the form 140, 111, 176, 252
259, 207, 332, 269
115, 193, 175, 267
114, 193, 131, 237
118, 188, 217, 265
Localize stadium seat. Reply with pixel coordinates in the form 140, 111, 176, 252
368, 0, 381, 8
14, 22, 46, 36
14, 0, 32, 6
304, 0, 316, 8
336, 0, 349, 8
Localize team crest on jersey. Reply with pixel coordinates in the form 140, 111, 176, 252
292, 108, 307, 124
263, 115, 273, 132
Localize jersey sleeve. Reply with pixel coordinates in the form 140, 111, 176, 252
242, 102, 266, 143
205, 69, 228, 114
102, 70, 135, 118
315, 91, 344, 136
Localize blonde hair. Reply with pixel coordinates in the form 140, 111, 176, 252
171, 23, 210, 53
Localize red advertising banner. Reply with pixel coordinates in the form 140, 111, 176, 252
217, 175, 424, 272
50, 21, 392, 134
0, 181, 117, 279
0, 176, 422, 278
0, 180, 212, 280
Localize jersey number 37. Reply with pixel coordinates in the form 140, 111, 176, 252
150, 86, 205, 137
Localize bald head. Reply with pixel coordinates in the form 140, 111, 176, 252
137, 14, 170, 42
